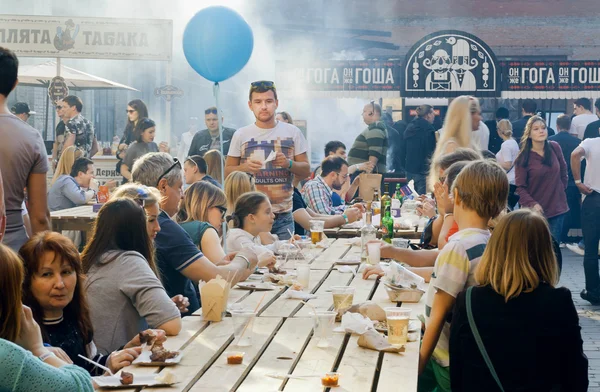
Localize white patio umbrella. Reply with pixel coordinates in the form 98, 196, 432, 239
17, 61, 138, 91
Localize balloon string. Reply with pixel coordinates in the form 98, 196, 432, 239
214, 82, 228, 253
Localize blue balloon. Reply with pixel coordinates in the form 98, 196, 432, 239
183, 6, 254, 83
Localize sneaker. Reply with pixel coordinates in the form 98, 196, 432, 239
567, 243, 585, 256
581, 289, 600, 305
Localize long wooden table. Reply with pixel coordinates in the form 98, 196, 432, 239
114, 238, 428, 392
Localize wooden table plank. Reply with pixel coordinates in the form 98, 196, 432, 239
260, 269, 329, 318
283, 330, 346, 391
294, 271, 355, 317
234, 286, 287, 315
188, 317, 283, 392
236, 318, 315, 392
144, 318, 236, 392
310, 242, 351, 270
333, 334, 380, 391
376, 335, 421, 392
191, 287, 250, 317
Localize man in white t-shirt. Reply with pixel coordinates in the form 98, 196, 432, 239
225, 81, 310, 240
570, 98, 597, 140
571, 136, 600, 304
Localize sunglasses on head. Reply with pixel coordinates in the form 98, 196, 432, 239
250, 80, 276, 90
126, 109, 136, 114
133, 186, 152, 208
205, 108, 218, 115
156, 158, 181, 187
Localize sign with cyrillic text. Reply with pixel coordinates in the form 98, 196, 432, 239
0, 15, 172, 61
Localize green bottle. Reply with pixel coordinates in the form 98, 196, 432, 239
381, 203, 394, 244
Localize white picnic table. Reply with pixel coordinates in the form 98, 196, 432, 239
113, 238, 428, 392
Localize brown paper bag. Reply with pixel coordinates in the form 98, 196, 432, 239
357, 330, 405, 353
358, 173, 382, 201
200, 275, 230, 321
337, 301, 386, 322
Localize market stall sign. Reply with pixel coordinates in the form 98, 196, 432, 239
154, 85, 184, 102
276, 60, 402, 91
0, 15, 172, 61
48, 76, 69, 104
501, 60, 600, 92
402, 30, 500, 98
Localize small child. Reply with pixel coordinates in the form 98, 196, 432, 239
418, 160, 509, 392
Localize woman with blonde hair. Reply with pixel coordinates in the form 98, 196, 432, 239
0, 243, 93, 390
177, 181, 229, 264
276, 111, 293, 124
224, 171, 256, 216
495, 119, 519, 208
429, 96, 481, 189
204, 149, 224, 185
111, 183, 162, 242
51, 146, 82, 185
449, 209, 587, 391
515, 116, 568, 241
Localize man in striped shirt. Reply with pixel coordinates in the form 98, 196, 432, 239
347, 102, 389, 174
419, 160, 509, 392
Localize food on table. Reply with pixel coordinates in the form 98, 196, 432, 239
374, 320, 388, 332
290, 282, 304, 291
150, 342, 179, 362
268, 265, 286, 275
120, 371, 134, 385
321, 372, 339, 387
227, 352, 244, 364
154, 369, 177, 384
139, 329, 158, 346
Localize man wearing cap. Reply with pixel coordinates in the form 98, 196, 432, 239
187, 107, 236, 158
11, 102, 36, 123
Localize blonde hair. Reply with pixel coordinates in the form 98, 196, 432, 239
178, 181, 227, 223
0, 244, 24, 342
52, 146, 82, 185
475, 209, 559, 301
224, 171, 256, 214
428, 96, 479, 189
497, 119, 513, 138
111, 183, 162, 207
452, 160, 508, 220
204, 149, 224, 184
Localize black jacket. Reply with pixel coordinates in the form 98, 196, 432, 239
450, 284, 588, 392
391, 120, 408, 173
485, 120, 503, 154
187, 127, 236, 157
511, 115, 532, 141
398, 117, 436, 175
584, 119, 600, 140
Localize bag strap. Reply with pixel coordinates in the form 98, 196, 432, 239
466, 287, 505, 392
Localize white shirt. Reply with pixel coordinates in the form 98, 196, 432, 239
178, 130, 197, 161
229, 121, 308, 213
495, 138, 519, 184
471, 122, 490, 151
570, 113, 597, 140
580, 137, 600, 193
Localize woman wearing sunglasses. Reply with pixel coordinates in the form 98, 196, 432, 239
177, 181, 230, 265
121, 119, 169, 181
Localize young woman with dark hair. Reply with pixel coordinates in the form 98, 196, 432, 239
82, 198, 181, 354
515, 115, 569, 241
20, 232, 144, 375
0, 243, 93, 391
116, 99, 149, 182
120, 118, 159, 181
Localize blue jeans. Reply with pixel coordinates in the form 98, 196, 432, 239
407, 172, 427, 195
271, 212, 294, 240
547, 213, 565, 243
582, 192, 600, 292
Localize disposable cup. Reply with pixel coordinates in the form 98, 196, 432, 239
367, 242, 381, 265
331, 286, 355, 312
384, 307, 411, 346
230, 310, 257, 347
309, 311, 337, 348
296, 263, 311, 290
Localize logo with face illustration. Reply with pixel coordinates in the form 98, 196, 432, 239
403, 30, 499, 97
53, 19, 80, 51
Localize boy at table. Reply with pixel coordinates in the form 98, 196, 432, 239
418, 160, 508, 392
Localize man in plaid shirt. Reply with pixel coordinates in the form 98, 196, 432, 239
302, 156, 364, 216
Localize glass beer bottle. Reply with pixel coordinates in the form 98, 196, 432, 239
361, 202, 377, 263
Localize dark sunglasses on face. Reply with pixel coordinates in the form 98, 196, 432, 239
156, 158, 181, 187
126, 109, 136, 114
216, 205, 227, 219
205, 109, 218, 115
250, 80, 276, 90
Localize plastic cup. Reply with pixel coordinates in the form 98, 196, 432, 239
384, 307, 411, 346
230, 310, 257, 347
296, 263, 311, 290
331, 286, 355, 312
310, 220, 325, 244
367, 242, 381, 265
309, 311, 337, 348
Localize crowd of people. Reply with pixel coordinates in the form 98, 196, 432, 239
0, 42, 599, 391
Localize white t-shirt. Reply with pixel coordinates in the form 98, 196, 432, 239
471, 122, 490, 151
570, 113, 597, 140
495, 138, 519, 184
580, 137, 600, 193
178, 130, 196, 161
228, 121, 308, 213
